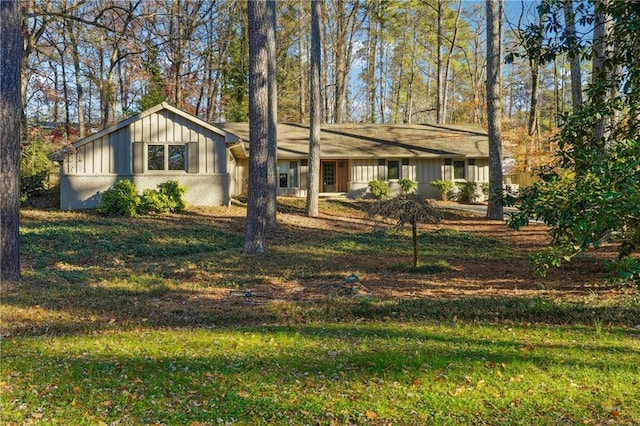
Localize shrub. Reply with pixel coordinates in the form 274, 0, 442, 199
456, 181, 478, 203
430, 180, 454, 200
157, 180, 187, 212
98, 180, 141, 216
139, 180, 187, 214
398, 178, 417, 196
140, 189, 172, 213
481, 182, 490, 197
20, 139, 52, 202
368, 180, 390, 200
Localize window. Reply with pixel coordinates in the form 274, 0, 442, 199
402, 158, 409, 166
454, 160, 466, 180
147, 144, 186, 171
168, 145, 185, 170
387, 160, 400, 180
468, 159, 476, 166
148, 145, 165, 170
278, 160, 299, 188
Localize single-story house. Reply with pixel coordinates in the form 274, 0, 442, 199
217, 121, 490, 200
55, 103, 490, 210
56, 102, 241, 210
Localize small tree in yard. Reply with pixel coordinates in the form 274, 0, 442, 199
369, 193, 441, 268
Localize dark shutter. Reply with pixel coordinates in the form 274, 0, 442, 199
187, 142, 199, 173
133, 142, 144, 173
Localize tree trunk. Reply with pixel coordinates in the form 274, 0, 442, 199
244, 0, 270, 254
298, 3, 307, 123
266, 0, 278, 229
591, 0, 611, 150
485, 0, 503, 220
563, 0, 582, 109
436, 0, 444, 124
67, 18, 85, 138
442, 0, 463, 125
412, 222, 418, 268
1, 0, 22, 286
306, 0, 322, 218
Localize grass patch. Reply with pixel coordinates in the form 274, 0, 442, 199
2, 323, 639, 425
2, 201, 639, 424
389, 260, 455, 274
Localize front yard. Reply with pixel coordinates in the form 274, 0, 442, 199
1, 198, 639, 425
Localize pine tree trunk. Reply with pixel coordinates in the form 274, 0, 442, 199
1, 0, 22, 285
266, 0, 278, 229
244, 0, 270, 254
485, 0, 504, 220
306, 0, 322, 218
563, 0, 583, 109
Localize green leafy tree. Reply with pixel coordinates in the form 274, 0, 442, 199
507, 1, 640, 287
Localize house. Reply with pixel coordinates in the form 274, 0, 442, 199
56, 103, 490, 210
56, 102, 241, 210
218, 122, 490, 200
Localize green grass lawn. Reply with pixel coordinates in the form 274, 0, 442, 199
2, 200, 639, 425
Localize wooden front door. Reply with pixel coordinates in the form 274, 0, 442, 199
322, 161, 336, 192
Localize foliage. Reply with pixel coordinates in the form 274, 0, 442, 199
368, 193, 441, 267
455, 181, 478, 203
140, 189, 172, 213
20, 138, 52, 202
154, 180, 187, 212
506, 2, 640, 287
430, 180, 454, 200
398, 178, 417, 196
481, 182, 490, 197
97, 180, 141, 216
368, 180, 390, 200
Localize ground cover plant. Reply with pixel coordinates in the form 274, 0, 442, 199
2, 198, 639, 425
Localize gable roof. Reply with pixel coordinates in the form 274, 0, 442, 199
216, 122, 489, 159
70, 102, 238, 150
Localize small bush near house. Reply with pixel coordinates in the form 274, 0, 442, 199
157, 180, 187, 212
140, 189, 172, 213
141, 181, 187, 213
430, 180, 454, 200
398, 178, 417, 196
481, 182, 490, 198
98, 180, 141, 216
456, 181, 479, 203
368, 180, 390, 200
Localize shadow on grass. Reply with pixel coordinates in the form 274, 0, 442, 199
3, 322, 639, 425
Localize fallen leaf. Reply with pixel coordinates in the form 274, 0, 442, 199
610, 410, 620, 418
73, 386, 80, 393
365, 410, 377, 420
412, 378, 421, 387
237, 390, 249, 398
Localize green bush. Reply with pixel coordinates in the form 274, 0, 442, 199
98, 180, 141, 216
20, 139, 52, 202
368, 180, 390, 200
430, 180, 454, 200
481, 182, 490, 197
456, 181, 478, 203
157, 180, 187, 212
398, 178, 417, 196
140, 189, 172, 213
139, 180, 187, 214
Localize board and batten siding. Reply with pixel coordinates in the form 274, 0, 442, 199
60, 107, 232, 209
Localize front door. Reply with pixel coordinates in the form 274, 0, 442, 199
322, 161, 336, 192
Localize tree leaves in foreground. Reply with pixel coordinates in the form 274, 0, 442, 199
506, 2, 640, 287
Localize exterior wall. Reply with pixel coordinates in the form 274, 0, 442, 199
60, 174, 229, 210
61, 109, 232, 209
